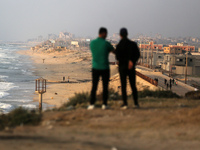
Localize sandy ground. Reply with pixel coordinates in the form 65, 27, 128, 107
1, 98, 200, 150
19, 49, 158, 108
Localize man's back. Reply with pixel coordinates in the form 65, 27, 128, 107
90, 37, 113, 70
116, 38, 140, 68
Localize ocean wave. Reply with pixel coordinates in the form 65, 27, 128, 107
5, 99, 33, 103
20, 104, 37, 109
0, 61, 11, 64
0, 75, 8, 79
8, 66, 19, 70
0, 102, 13, 113
21, 69, 33, 75
0, 82, 18, 99
0, 92, 9, 98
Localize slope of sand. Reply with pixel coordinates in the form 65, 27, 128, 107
19, 49, 158, 108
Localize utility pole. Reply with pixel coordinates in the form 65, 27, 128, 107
142, 40, 145, 66
169, 56, 171, 77
151, 45, 153, 69
185, 45, 188, 84
147, 42, 150, 68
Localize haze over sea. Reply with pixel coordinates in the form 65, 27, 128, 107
0, 43, 45, 113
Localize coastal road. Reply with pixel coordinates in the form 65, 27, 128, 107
109, 54, 195, 96
136, 65, 195, 96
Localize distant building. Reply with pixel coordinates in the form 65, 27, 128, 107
198, 47, 200, 53
37, 35, 43, 42
71, 41, 79, 47
162, 54, 200, 75
164, 43, 195, 54
59, 32, 73, 39
48, 34, 58, 40
139, 51, 165, 68
111, 33, 120, 41
139, 41, 163, 51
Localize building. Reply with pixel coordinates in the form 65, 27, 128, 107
163, 47, 183, 54
151, 52, 165, 67
48, 34, 58, 40
59, 32, 73, 39
139, 51, 165, 68
37, 36, 43, 42
71, 41, 79, 47
164, 43, 195, 54
139, 41, 163, 51
162, 54, 200, 75
111, 33, 120, 41
198, 47, 200, 53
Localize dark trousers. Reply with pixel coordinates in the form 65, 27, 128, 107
90, 69, 110, 105
119, 67, 138, 106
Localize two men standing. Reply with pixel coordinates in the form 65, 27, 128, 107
88, 27, 140, 110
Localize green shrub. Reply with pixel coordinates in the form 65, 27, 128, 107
97, 88, 121, 101
59, 89, 121, 110
138, 89, 180, 98
185, 91, 200, 99
60, 92, 90, 109
0, 107, 41, 130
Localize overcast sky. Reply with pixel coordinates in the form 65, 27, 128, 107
0, 0, 200, 41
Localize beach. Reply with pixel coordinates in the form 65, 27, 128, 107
19, 48, 158, 108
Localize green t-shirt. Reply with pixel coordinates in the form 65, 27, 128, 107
90, 37, 113, 70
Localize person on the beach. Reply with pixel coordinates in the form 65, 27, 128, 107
88, 27, 114, 110
166, 83, 169, 90
115, 28, 140, 109
169, 82, 172, 90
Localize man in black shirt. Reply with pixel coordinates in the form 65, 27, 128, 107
115, 28, 140, 109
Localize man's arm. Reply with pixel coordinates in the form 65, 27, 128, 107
128, 42, 140, 69
107, 41, 115, 54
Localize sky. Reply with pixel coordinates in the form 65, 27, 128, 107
0, 0, 200, 41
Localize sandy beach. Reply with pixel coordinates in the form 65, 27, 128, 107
19, 49, 158, 108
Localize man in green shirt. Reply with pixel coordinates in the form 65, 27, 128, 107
88, 27, 114, 110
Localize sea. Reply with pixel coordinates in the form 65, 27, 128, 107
0, 43, 50, 113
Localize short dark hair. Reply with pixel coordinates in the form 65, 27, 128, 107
120, 28, 128, 37
99, 27, 107, 34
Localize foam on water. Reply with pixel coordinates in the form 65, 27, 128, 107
0, 75, 8, 79
0, 82, 18, 99
0, 102, 13, 113
0, 82, 18, 95
20, 104, 37, 109
0, 92, 9, 99
4, 99, 33, 103
8, 66, 19, 70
